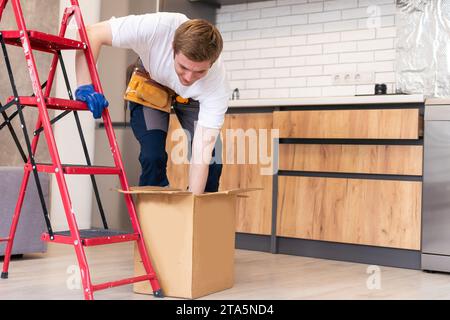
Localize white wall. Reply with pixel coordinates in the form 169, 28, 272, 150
50, 0, 102, 230
217, 0, 397, 99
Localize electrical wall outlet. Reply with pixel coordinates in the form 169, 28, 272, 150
332, 72, 374, 85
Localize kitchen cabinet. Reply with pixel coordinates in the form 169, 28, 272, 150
226, 95, 424, 269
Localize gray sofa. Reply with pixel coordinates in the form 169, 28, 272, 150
0, 167, 48, 256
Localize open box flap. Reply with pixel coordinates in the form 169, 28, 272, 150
117, 186, 192, 196
195, 187, 263, 198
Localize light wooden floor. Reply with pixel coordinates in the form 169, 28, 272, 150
1, 242, 450, 300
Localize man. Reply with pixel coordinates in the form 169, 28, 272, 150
75, 12, 230, 195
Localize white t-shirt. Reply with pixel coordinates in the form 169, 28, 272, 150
108, 12, 230, 129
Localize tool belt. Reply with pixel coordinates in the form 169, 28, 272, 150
124, 61, 176, 113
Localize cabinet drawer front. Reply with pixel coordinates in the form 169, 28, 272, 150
276, 176, 421, 250
273, 109, 419, 139
278, 144, 423, 175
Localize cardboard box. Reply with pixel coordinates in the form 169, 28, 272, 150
119, 186, 258, 299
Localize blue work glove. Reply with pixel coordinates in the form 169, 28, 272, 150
75, 84, 109, 119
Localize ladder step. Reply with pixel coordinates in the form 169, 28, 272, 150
0, 238, 10, 242
8, 96, 88, 111
92, 275, 155, 292
41, 229, 140, 247
25, 163, 121, 175
0, 30, 85, 53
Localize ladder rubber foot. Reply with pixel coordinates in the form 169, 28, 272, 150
153, 289, 164, 298
1, 272, 8, 279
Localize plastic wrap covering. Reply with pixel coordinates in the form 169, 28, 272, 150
396, 0, 450, 97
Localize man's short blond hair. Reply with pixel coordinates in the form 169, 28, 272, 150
173, 19, 223, 64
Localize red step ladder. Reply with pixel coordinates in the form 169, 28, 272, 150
0, 0, 162, 300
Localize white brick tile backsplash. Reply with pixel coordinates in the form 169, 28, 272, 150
277, 14, 308, 26
221, 32, 232, 42
276, 77, 307, 88
340, 51, 374, 63
359, 0, 395, 7
217, 3, 247, 14
246, 79, 276, 89
224, 41, 246, 52
232, 29, 261, 41
229, 80, 247, 90
246, 38, 276, 50
357, 61, 394, 72
260, 88, 290, 98
342, 7, 370, 20
275, 36, 307, 47
232, 69, 260, 80
292, 23, 324, 35
221, 51, 231, 61
322, 85, 356, 96
261, 68, 291, 78
376, 27, 397, 38
324, 0, 358, 11
375, 49, 396, 61
324, 63, 357, 74
307, 32, 341, 44
217, 13, 231, 24
238, 89, 260, 99
323, 41, 357, 53
356, 84, 376, 95
245, 58, 275, 69
324, 20, 358, 32
306, 54, 339, 65
219, 0, 397, 99
375, 72, 396, 83
277, 0, 307, 6
357, 38, 394, 51
292, 2, 323, 15
261, 6, 291, 18
307, 75, 333, 86
217, 21, 247, 32
247, 0, 277, 10
261, 47, 291, 58
248, 18, 278, 30
356, 62, 378, 72
291, 44, 322, 56
226, 60, 245, 71
275, 56, 306, 67
379, 4, 397, 15
261, 26, 292, 38
358, 15, 395, 28
290, 87, 322, 97
291, 65, 323, 76
231, 49, 260, 60
341, 29, 375, 41
231, 10, 261, 21
308, 11, 341, 24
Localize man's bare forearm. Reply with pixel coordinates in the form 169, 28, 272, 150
189, 124, 219, 195
75, 22, 112, 86
189, 163, 210, 195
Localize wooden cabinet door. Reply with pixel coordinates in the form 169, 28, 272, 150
274, 109, 420, 139
277, 176, 422, 250
220, 113, 274, 235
